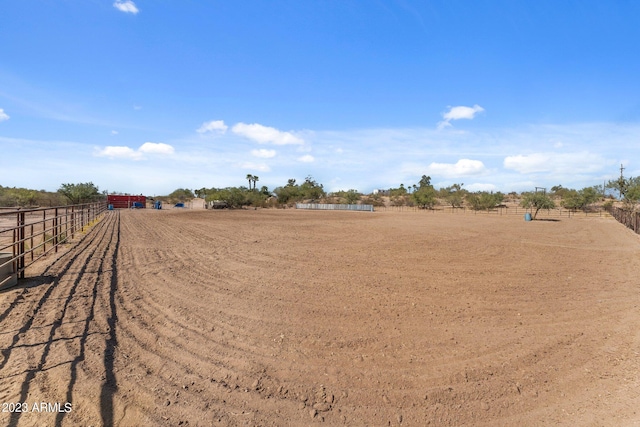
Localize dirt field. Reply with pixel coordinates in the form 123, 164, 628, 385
1, 209, 640, 426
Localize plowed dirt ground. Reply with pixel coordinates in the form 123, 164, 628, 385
1, 208, 640, 426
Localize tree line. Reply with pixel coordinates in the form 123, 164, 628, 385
0, 183, 103, 207
2, 170, 640, 215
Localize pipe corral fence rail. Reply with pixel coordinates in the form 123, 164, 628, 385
296, 203, 374, 212
0, 201, 108, 289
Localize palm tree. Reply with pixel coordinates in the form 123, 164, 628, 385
246, 174, 253, 190
252, 175, 259, 191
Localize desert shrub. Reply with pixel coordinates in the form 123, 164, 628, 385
466, 191, 504, 211
561, 186, 601, 211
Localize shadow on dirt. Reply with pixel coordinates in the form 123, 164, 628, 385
100, 211, 120, 427
3, 213, 120, 427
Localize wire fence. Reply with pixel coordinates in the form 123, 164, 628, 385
0, 201, 108, 289
607, 206, 640, 233
375, 205, 609, 218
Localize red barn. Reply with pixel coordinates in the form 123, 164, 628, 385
107, 194, 146, 209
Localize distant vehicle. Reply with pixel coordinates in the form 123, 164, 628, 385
210, 200, 228, 209
174, 203, 185, 208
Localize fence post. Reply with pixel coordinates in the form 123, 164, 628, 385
54, 208, 59, 253
17, 212, 25, 279
71, 206, 75, 238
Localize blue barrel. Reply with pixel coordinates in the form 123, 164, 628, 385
108, 204, 114, 210
524, 212, 532, 221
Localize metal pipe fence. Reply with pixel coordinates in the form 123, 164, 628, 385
0, 201, 108, 288
296, 203, 374, 212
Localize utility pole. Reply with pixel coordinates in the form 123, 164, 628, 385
618, 163, 626, 200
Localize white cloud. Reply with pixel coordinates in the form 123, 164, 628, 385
465, 183, 498, 192
232, 122, 304, 145
111, 130, 119, 135
239, 162, 270, 172
95, 142, 175, 160
251, 149, 276, 158
197, 120, 228, 134
298, 154, 315, 163
139, 142, 175, 155
438, 104, 484, 129
503, 152, 606, 174
0, 108, 9, 122
418, 159, 487, 178
96, 146, 142, 160
114, 0, 139, 14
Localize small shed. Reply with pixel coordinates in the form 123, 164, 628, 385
189, 198, 206, 209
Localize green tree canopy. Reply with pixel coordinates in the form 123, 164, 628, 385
167, 188, 194, 203
560, 186, 601, 211
466, 191, 504, 211
439, 183, 466, 208
607, 176, 640, 207
58, 182, 102, 205
412, 186, 437, 208
333, 189, 361, 204
520, 191, 556, 219
418, 175, 432, 189
275, 176, 325, 204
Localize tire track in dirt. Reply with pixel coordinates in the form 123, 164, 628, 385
0, 212, 113, 378
3, 209, 640, 425
8, 214, 113, 425
107, 211, 297, 425
0, 212, 127, 426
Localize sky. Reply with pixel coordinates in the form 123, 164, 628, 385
2, 1, 640, 196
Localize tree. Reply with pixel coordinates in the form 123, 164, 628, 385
561, 186, 601, 211
246, 174, 254, 190
58, 182, 101, 205
273, 176, 325, 204
194, 187, 208, 199
412, 186, 437, 208
607, 176, 640, 208
550, 185, 570, 199
440, 183, 465, 208
520, 191, 555, 219
252, 175, 259, 191
418, 175, 432, 189
334, 189, 360, 204
466, 191, 504, 211
167, 188, 195, 203
299, 175, 325, 201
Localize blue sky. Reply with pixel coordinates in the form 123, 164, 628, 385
2, 1, 640, 195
